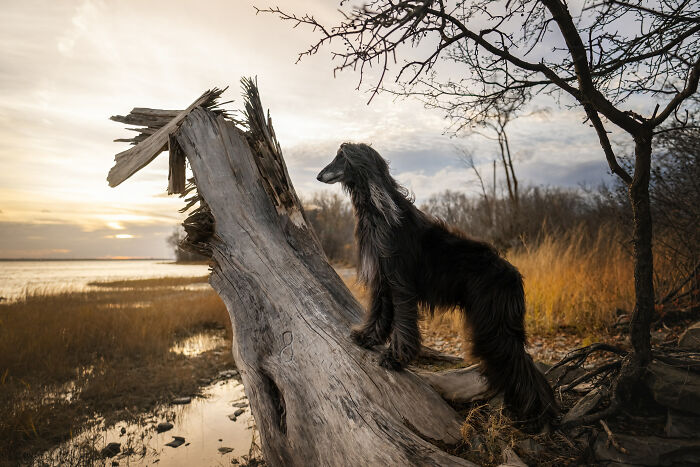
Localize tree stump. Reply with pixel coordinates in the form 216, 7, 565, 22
107, 79, 476, 466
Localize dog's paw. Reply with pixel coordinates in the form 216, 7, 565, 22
350, 328, 382, 349
378, 350, 404, 371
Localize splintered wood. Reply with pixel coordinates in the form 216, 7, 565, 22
107, 89, 224, 188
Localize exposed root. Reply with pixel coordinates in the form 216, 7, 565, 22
559, 360, 621, 393
549, 344, 629, 429
547, 344, 627, 378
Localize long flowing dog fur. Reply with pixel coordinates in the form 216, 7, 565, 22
317, 142, 558, 429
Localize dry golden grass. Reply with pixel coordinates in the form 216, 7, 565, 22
0, 285, 228, 384
88, 275, 209, 288
509, 226, 636, 335
0, 279, 232, 464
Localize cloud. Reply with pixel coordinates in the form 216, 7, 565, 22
0, 0, 626, 258
57, 0, 102, 57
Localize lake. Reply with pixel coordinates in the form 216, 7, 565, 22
0, 260, 211, 301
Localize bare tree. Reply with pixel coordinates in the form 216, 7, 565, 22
467, 100, 522, 210
458, 148, 493, 213
264, 0, 700, 413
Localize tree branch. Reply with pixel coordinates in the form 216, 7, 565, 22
652, 56, 700, 127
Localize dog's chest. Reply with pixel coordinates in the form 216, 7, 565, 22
356, 212, 394, 284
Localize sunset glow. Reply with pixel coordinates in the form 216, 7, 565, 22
0, 0, 617, 259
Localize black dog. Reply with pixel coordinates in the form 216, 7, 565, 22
317, 142, 557, 428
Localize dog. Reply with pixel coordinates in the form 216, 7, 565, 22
317, 142, 557, 429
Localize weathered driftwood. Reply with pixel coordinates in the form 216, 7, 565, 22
107, 79, 477, 466
416, 364, 489, 404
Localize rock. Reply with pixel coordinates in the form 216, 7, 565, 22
678, 322, 700, 351
517, 438, 544, 456
156, 422, 174, 433
417, 364, 489, 403
665, 409, 700, 438
646, 361, 700, 415
165, 436, 185, 448
562, 386, 607, 425
218, 369, 239, 380
232, 402, 248, 408
100, 442, 121, 458
234, 408, 245, 417
594, 432, 700, 465
172, 396, 192, 405
498, 446, 527, 467
228, 413, 238, 421
218, 447, 234, 454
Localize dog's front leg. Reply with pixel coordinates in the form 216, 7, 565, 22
379, 290, 420, 371
351, 275, 393, 348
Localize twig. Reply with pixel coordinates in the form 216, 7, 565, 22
600, 419, 628, 454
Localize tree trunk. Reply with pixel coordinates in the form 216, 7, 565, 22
628, 132, 655, 367
107, 80, 475, 467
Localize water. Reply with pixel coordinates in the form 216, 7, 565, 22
171, 332, 228, 357
0, 260, 210, 301
37, 377, 257, 466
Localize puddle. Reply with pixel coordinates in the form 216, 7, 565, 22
170, 332, 227, 357
36, 377, 256, 466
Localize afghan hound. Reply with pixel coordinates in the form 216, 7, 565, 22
317, 142, 558, 429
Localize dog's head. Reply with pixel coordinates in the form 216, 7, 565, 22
316, 143, 391, 188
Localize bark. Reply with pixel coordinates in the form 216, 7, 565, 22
628, 133, 655, 367
107, 81, 475, 467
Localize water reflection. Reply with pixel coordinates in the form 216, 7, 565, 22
0, 260, 211, 301
37, 378, 255, 466
170, 333, 227, 357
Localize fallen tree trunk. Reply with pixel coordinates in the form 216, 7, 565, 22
107, 79, 475, 466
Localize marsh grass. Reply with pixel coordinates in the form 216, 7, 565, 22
88, 275, 210, 288
511, 226, 636, 334
0, 278, 232, 464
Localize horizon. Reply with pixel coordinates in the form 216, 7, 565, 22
0, 0, 624, 260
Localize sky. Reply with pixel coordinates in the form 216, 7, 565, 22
0, 0, 624, 259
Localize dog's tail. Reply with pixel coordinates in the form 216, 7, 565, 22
466, 265, 558, 430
